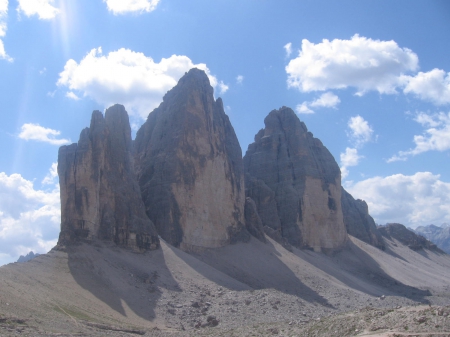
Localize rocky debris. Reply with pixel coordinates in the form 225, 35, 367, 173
379, 223, 443, 252
244, 197, 267, 243
16, 251, 39, 263
341, 187, 385, 250
244, 106, 347, 251
414, 224, 450, 254
134, 68, 249, 251
58, 104, 159, 251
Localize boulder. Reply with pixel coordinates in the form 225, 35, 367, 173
244, 107, 347, 251
341, 187, 385, 249
58, 105, 159, 251
134, 68, 248, 251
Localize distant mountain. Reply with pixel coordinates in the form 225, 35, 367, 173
379, 223, 443, 252
413, 224, 450, 254
17, 251, 40, 263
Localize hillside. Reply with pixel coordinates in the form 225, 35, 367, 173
1, 234, 450, 336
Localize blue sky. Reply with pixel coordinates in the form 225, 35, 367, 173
1, 0, 449, 265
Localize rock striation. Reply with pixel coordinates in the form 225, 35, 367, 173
58, 105, 159, 251
134, 68, 248, 251
341, 187, 385, 249
379, 223, 442, 252
243, 107, 347, 251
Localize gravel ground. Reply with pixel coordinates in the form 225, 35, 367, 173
0, 236, 449, 336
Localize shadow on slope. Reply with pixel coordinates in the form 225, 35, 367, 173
169, 237, 333, 307
66, 241, 179, 321
294, 237, 431, 302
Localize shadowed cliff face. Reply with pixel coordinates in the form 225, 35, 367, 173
134, 68, 248, 251
341, 187, 385, 250
244, 107, 347, 251
58, 104, 159, 251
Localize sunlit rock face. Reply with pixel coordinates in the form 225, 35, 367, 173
134, 68, 248, 251
244, 107, 347, 252
58, 104, 159, 251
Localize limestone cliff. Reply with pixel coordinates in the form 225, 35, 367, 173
58, 105, 159, 251
379, 223, 443, 252
244, 107, 347, 251
134, 68, 248, 251
341, 187, 385, 249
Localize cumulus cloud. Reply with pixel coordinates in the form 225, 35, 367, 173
388, 111, 450, 162
0, 0, 12, 62
345, 172, 450, 228
402, 69, 450, 105
218, 81, 229, 94
19, 123, 71, 146
340, 147, 363, 178
236, 75, 244, 84
296, 92, 340, 114
347, 115, 374, 148
57, 47, 223, 119
0, 170, 60, 266
286, 34, 418, 95
17, 0, 59, 19
65, 91, 80, 100
104, 0, 160, 15
284, 42, 292, 58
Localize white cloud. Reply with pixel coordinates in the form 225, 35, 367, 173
345, 172, 450, 228
236, 75, 244, 84
310, 91, 340, 108
295, 102, 314, 114
388, 111, 450, 162
0, 171, 60, 265
104, 0, 160, 15
65, 91, 80, 100
347, 115, 374, 148
340, 147, 363, 178
19, 123, 71, 146
286, 34, 418, 95
57, 48, 223, 119
42, 162, 58, 185
296, 91, 340, 114
0, 0, 12, 62
284, 42, 292, 58
17, 0, 59, 19
218, 81, 229, 94
402, 69, 450, 105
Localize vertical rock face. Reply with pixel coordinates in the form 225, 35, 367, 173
58, 105, 159, 251
244, 107, 347, 251
134, 68, 248, 251
341, 187, 385, 249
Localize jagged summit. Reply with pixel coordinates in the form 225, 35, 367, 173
134, 68, 249, 251
58, 104, 159, 251
244, 106, 347, 251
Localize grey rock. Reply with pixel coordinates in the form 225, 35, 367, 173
243, 107, 347, 251
379, 223, 443, 252
16, 251, 39, 263
134, 68, 248, 250
58, 105, 159, 251
414, 224, 450, 254
341, 187, 385, 249
244, 197, 267, 243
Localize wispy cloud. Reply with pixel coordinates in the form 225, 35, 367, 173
284, 42, 292, 58
236, 75, 244, 84
104, 0, 160, 15
388, 111, 450, 162
296, 91, 340, 114
19, 123, 71, 146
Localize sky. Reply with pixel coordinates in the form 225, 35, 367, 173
0, 0, 449, 265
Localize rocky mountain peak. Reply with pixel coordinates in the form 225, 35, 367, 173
134, 68, 248, 251
58, 104, 159, 251
244, 107, 347, 252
